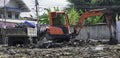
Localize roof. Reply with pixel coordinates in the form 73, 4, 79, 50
0, 19, 37, 24
0, 0, 30, 12
15, 0, 30, 12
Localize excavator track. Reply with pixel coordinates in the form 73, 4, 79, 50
36, 37, 111, 49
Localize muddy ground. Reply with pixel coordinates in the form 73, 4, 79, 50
0, 40, 120, 58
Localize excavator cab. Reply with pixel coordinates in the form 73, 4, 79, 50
52, 13, 66, 26
46, 12, 71, 42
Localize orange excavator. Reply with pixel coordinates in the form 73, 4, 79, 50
45, 9, 117, 44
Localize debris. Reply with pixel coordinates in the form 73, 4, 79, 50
0, 44, 119, 58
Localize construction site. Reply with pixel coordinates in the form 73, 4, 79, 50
0, 0, 120, 58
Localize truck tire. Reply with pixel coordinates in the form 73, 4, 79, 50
8, 37, 30, 46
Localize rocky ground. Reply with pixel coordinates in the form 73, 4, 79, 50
0, 40, 120, 58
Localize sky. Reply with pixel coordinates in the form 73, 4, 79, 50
21, 0, 71, 17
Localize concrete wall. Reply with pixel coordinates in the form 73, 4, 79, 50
72, 24, 114, 40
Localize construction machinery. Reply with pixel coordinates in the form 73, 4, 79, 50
3, 9, 117, 47
45, 12, 71, 42
43, 9, 117, 46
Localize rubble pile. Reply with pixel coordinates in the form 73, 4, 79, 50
0, 44, 120, 58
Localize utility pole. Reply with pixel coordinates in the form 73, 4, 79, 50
3, 0, 7, 44
35, 0, 39, 20
35, 0, 40, 40
4, 0, 6, 28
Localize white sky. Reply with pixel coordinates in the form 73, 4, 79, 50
21, 0, 71, 17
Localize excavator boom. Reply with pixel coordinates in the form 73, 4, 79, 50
77, 9, 104, 26
74, 9, 111, 35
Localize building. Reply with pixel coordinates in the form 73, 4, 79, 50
0, 0, 36, 28
0, 0, 29, 19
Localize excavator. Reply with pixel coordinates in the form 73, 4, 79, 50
41, 9, 118, 48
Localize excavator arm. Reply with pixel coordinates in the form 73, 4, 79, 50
74, 9, 112, 35
73, 9, 118, 44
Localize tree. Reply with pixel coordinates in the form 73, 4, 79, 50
39, 13, 49, 24
68, 0, 118, 25
39, 6, 106, 25
68, 0, 120, 11
85, 16, 104, 25
39, 7, 59, 24
68, 7, 80, 25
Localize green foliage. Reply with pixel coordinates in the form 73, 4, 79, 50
85, 16, 104, 25
79, 9, 84, 14
39, 13, 49, 24
68, 7, 80, 25
39, 6, 105, 25
68, 0, 118, 25
39, 7, 60, 24
68, 0, 120, 6
38, 8, 50, 24
90, 0, 97, 5
68, 7, 104, 25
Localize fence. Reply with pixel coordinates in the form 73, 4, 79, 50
72, 24, 114, 40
